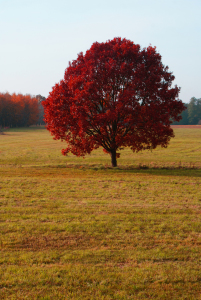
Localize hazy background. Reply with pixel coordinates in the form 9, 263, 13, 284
1, 0, 200, 103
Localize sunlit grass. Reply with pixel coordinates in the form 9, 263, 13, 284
1, 127, 201, 168
0, 127, 201, 299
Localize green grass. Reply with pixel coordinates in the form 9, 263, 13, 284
0, 127, 201, 299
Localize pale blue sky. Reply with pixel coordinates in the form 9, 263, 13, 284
0, 0, 200, 103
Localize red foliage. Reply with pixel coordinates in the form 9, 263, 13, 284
43, 37, 185, 167
0, 93, 39, 127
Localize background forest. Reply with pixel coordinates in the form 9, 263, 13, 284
172, 97, 201, 125
0, 93, 45, 128
0, 93, 201, 128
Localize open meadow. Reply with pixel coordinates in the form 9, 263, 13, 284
0, 127, 201, 299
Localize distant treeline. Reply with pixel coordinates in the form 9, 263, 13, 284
0, 93, 45, 127
0, 93, 200, 127
172, 97, 201, 125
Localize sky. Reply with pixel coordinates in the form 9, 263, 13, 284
0, 0, 200, 103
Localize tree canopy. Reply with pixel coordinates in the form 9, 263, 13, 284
43, 37, 185, 167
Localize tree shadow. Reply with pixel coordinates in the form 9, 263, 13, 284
63, 163, 201, 178
112, 166, 201, 177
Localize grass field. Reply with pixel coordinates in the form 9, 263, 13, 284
0, 127, 201, 299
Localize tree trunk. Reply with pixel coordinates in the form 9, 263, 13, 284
110, 149, 117, 167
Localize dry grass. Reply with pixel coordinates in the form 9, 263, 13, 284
0, 127, 201, 299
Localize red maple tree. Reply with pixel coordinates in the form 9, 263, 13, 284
43, 37, 185, 167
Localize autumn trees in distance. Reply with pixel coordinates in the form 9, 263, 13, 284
43, 37, 185, 167
0, 93, 45, 128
